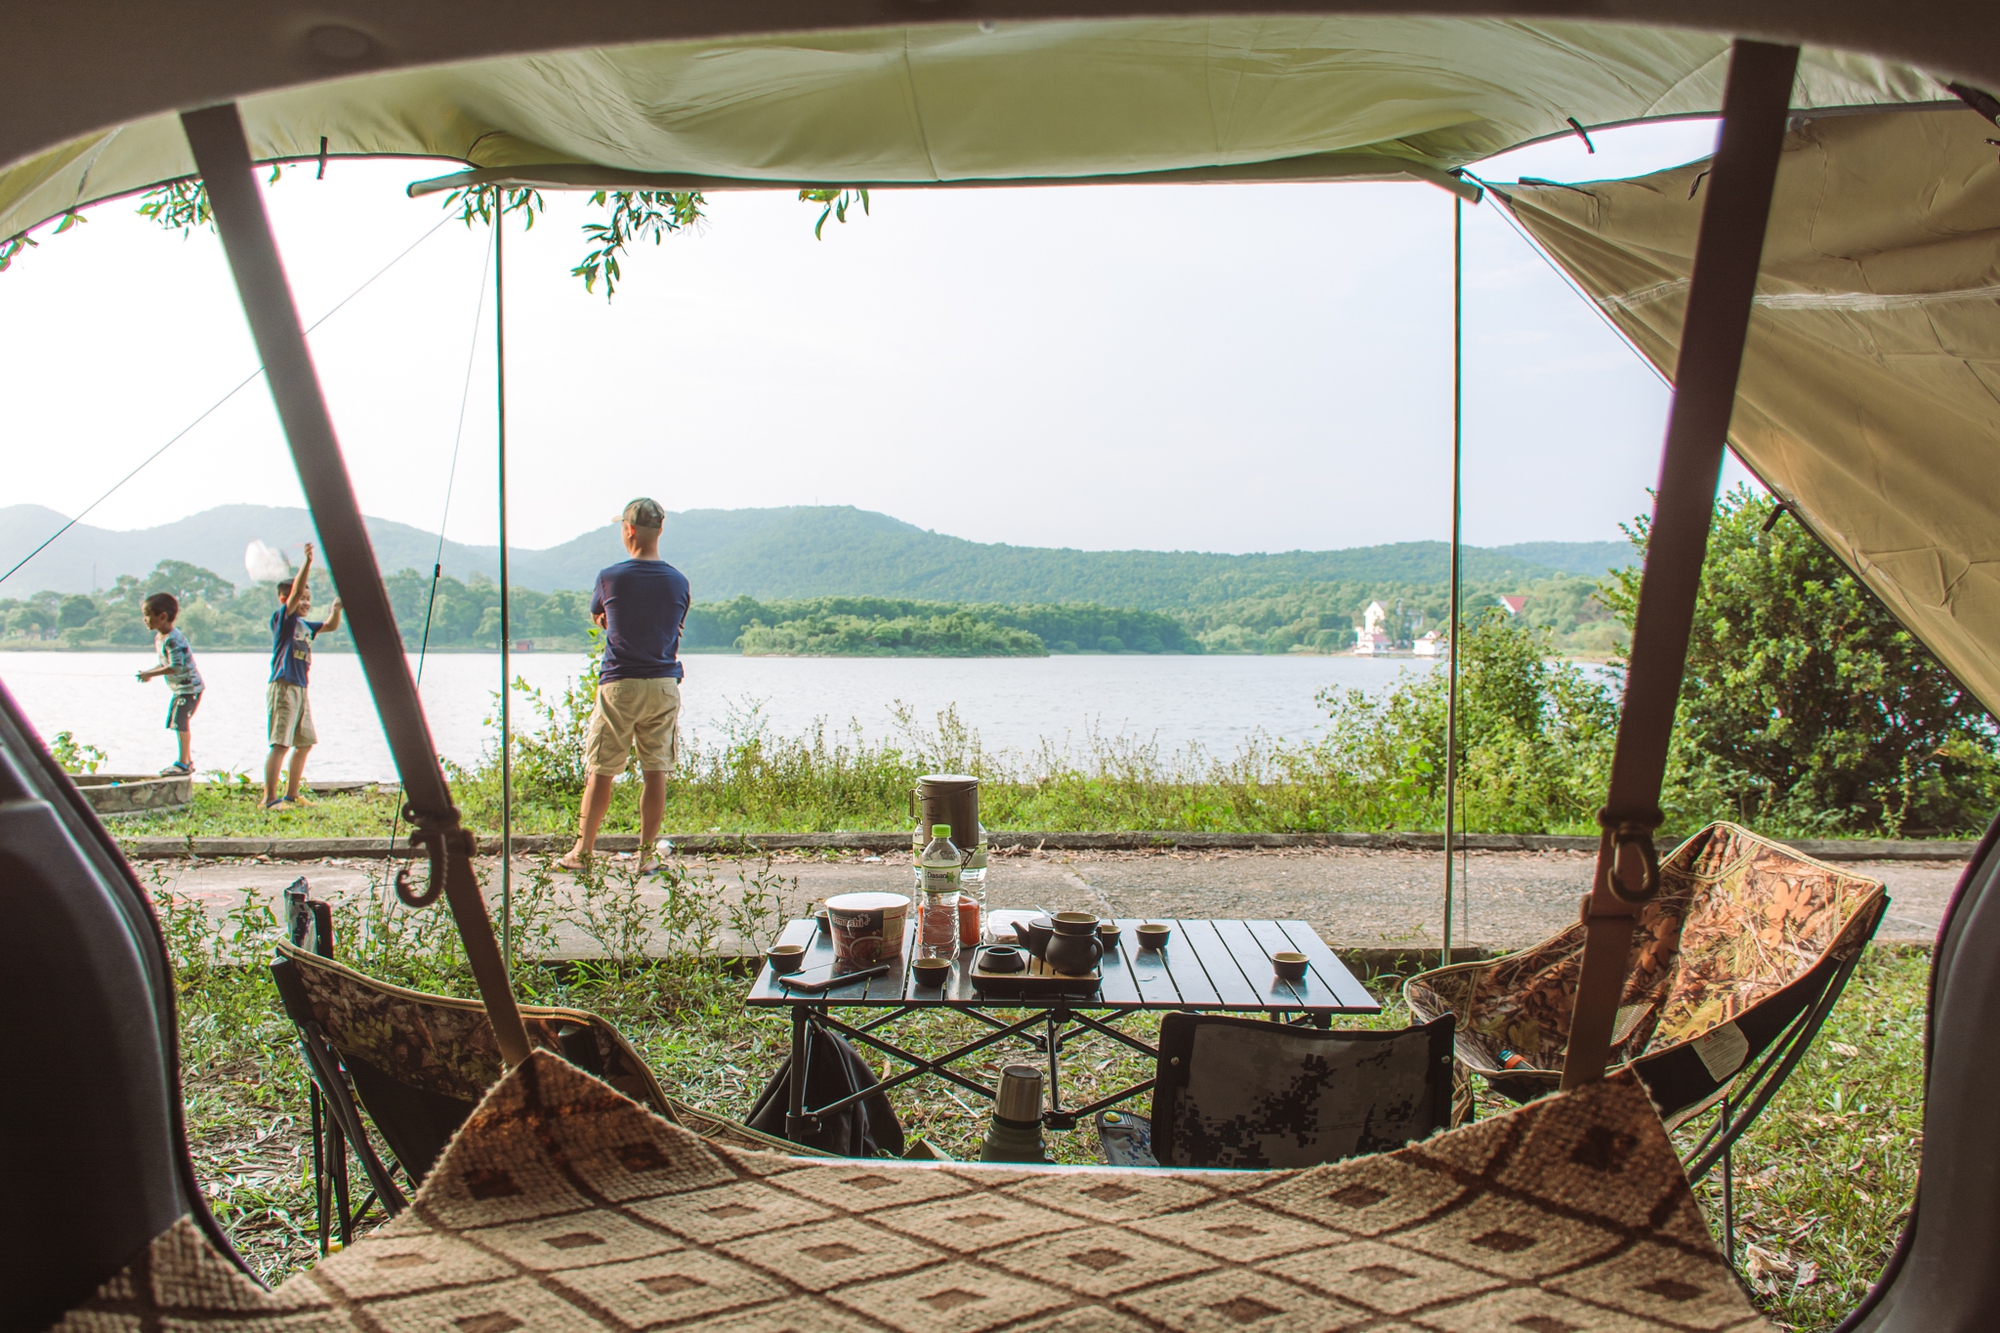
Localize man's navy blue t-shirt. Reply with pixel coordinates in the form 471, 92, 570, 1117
591, 559, 690, 683
270, 607, 324, 686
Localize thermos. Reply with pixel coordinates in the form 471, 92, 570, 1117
979, 1064, 1048, 1163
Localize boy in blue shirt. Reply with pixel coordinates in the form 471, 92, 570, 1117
264, 541, 342, 811
135, 592, 203, 776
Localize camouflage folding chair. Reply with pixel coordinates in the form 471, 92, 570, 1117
1405, 822, 1887, 1181
270, 910, 819, 1250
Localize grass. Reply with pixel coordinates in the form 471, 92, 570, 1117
156, 840, 1927, 1332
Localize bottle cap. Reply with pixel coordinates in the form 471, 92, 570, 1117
932, 823, 951, 837
994, 1064, 1043, 1122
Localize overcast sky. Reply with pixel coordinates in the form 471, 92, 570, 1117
0, 118, 1748, 558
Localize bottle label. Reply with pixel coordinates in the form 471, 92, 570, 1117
922, 865, 959, 894
966, 843, 988, 870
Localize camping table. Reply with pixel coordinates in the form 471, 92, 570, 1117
746, 916, 1379, 1135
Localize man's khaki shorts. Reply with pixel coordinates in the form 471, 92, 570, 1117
268, 681, 317, 748
584, 677, 681, 775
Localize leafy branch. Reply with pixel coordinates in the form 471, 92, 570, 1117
572, 189, 706, 298
442, 184, 546, 231
799, 187, 869, 239
8, 162, 872, 290
135, 180, 211, 235
0, 209, 84, 272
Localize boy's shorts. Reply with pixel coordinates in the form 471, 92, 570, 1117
165, 691, 201, 733
267, 682, 317, 748
584, 677, 681, 775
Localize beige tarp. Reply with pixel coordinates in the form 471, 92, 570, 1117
0, 18, 1947, 244
1502, 108, 2000, 711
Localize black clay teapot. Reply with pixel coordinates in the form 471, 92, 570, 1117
1044, 912, 1104, 976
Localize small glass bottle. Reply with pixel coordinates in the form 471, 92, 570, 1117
917, 823, 962, 962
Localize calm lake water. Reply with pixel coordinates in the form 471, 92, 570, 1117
0, 650, 1442, 781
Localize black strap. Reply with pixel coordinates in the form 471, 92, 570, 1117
1561, 40, 1800, 1091
181, 103, 531, 1070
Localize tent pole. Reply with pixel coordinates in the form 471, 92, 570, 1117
1442, 191, 1463, 966
495, 189, 512, 966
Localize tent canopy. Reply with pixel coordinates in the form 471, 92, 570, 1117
1502, 107, 2000, 713
0, 18, 1950, 244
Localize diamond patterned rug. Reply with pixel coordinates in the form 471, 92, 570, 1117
54, 1051, 1770, 1331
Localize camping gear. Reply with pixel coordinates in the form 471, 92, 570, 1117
13, 15, 2000, 1331
56, 1052, 1774, 1331
979, 1064, 1049, 1162
1151, 1013, 1457, 1169
1407, 822, 1886, 1165
751, 914, 1376, 1133
745, 1025, 905, 1158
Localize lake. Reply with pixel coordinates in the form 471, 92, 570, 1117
0, 650, 1442, 781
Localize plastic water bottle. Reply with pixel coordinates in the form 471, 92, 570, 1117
917, 823, 962, 962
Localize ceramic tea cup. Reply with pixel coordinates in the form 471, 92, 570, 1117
1136, 923, 1172, 950
912, 957, 954, 988
979, 945, 1026, 973
1271, 951, 1309, 982
1097, 922, 1122, 946
767, 944, 808, 975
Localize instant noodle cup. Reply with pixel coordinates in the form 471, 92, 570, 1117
826, 892, 910, 965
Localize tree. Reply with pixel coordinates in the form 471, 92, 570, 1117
57, 595, 96, 629
144, 559, 235, 607
1600, 485, 2000, 834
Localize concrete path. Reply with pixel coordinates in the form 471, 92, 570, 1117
148, 844, 1956, 960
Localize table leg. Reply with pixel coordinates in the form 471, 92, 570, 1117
1044, 1007, 1075, 1130
786, 1005, 814, 1142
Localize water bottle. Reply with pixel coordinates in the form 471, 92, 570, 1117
979, 1064, 1048, 1163
917, 823, 962, 962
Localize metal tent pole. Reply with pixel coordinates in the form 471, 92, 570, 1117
495, 190, 513, 964
182, 102, 529, 1067
1442, 191, 1463, 965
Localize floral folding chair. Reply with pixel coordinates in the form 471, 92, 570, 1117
270, 935, 820, 1247
1405, 822, 1887, 1180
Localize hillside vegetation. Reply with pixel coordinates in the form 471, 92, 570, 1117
0, 505, 1630, 656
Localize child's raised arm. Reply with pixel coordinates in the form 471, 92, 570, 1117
287, 541, 314, 613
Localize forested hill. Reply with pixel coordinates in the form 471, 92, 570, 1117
0, 502, 1631, 607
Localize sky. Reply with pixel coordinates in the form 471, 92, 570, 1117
0, 118, 1751, 559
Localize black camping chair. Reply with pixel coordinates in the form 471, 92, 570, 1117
1094, 1013, 1455, 1169
273, 877, 405, 1251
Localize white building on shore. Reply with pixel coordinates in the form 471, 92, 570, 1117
1353, 601, 1392, 656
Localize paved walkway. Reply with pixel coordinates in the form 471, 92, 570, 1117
151, 845, 1956, 960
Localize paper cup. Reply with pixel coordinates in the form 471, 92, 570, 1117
826, 892, 910, 965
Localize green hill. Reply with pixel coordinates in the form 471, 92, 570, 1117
0, 502, 1634, 610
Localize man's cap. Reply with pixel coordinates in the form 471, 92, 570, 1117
620, 497, 665, 528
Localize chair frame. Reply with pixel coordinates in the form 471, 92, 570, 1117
273, 879, 408, 1251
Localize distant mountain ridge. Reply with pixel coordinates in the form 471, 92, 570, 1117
0, 503, 1633, 607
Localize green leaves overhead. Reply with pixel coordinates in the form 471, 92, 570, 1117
798, 187, 870, 240
571, 189, 706, 298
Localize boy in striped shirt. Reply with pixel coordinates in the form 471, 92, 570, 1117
136, 591, 203, 776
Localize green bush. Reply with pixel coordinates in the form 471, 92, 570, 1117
1603, 487, 2000, 834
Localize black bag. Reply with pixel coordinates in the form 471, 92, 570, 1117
747, 1027, 905, 1158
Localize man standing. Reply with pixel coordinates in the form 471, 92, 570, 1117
563, 498, 691, 869
265, 541, 342, 811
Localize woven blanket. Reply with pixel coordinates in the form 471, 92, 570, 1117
54, 1051, 1770, 1332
